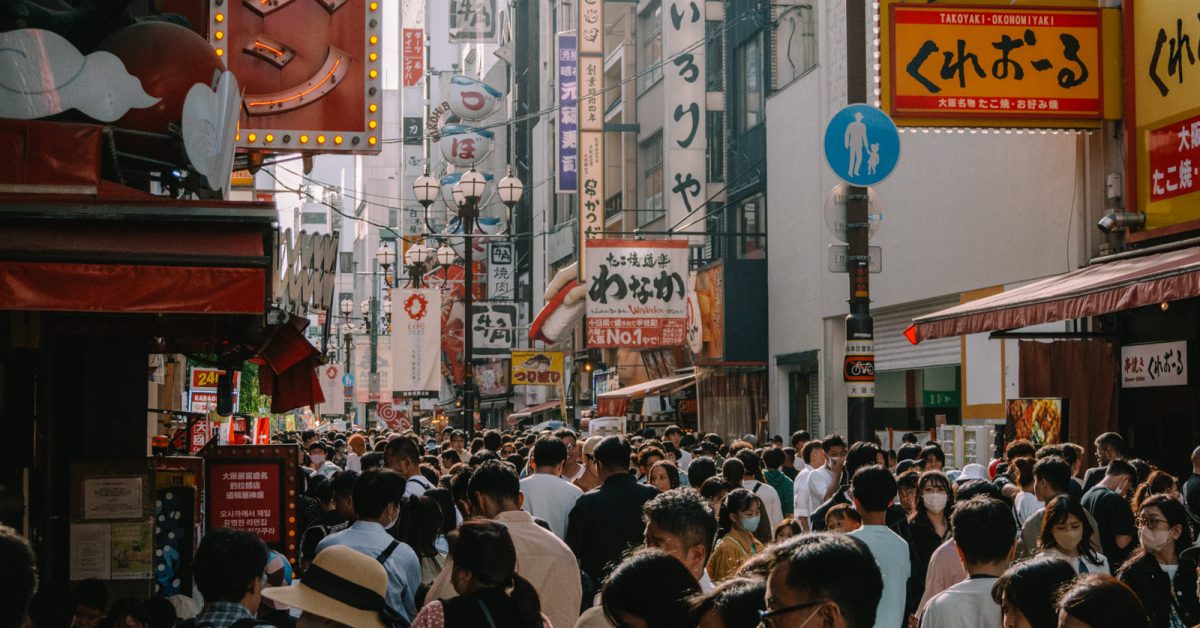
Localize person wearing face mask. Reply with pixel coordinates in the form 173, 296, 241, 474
808, 435, 848, 517
1081, 459, 1139, 568
1118, 494, 1200, 627
307, 443, 341, 480
906, 471, 954, 620
316, 469, 422, 624
707, 489, 766, 583
1037, 495, 1109, 575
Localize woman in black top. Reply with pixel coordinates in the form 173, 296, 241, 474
1118, 494, 1200, 627
905, 470, 954, 618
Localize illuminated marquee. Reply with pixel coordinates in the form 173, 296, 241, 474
207, 0, 382, 153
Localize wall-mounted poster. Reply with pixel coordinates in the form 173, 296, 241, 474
1005, 398, 1068, 446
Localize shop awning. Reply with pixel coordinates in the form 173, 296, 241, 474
596, 373, 696, 400
509, 400, 563, 420
910, 246, 1200, 342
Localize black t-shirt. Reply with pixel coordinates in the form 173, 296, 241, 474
1183, 473, 1200, 538
1081, 486, 1136, 567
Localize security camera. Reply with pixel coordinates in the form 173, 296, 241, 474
1097, 211, 1145, 234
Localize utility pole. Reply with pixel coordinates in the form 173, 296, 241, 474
368, 261, 380, 427
461, 202, 478, 441
845, 0, 874, 444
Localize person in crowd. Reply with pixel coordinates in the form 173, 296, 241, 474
106, 598, 149, 628
1083, 432, 1126, 492
648, 459, 681, 493
664, 425, 693, 470
688, 577, 766, 628
262, 544, 401, 628
906, 470, 954, 617
1182, 445, 1200, 538
807, 435, 847, 517
1019, 456, 1102, 560
700, 476, 732, 521
847, 465, 910, 628
760, 533, 883, 628
989, 557, 1077, 628
307, 442, 340, 479
1038, 443, 1085, 500
921, 446, 946, 472
708, 489, 766, 582
519, 436, 583, 540
70, 579, 108, 628
781, 447, 800, 481
385, 435, 435, 497
824, 503, 862, 533
439, 449, 462, 475
1081, 458, 1138, 567
792, 440, 826, 530
1132, 469, 1180, 513
424, 487, 458, 549
762, 448, 794, 518
345, 432, 366, 473
566, 435, 659, 588
1, 525, 37, 628
688, 456, 719, 488
896, 467, 921, 516
396, 494, 448, 596
144, 598, 177, 628
593, 549, 702, 628
428, 460, 581, 628
1118, 494, 1200, 627
916, 479, 1004, 615
636, 447, 666, 484
1037, 495, 1110, 574
413, 521, 549, 628
317, 469, 422, 623
773, 518, 802, 543
1057, 574, 1151, 628
192, 528, 271, 628
812, 442, 910, 539
555, 428, 587, 483
573, 436, 602, 492
298, 469, 357, 574
1011, 457, 1043, 524
643, 488, 719, 593
920, 497, 1017, 628
448, 430, 466, 455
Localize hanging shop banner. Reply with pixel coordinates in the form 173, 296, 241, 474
585, 239, 690, 348
316, 364, 345, 411
448, 76, 503, 120
190, 419, 211, 454
880, 1, 1120, 128
578, 0, 604, 273
354, 336, 392, 403
439, 124, 495, 167
663, 0, 707, 220
578, 0, 603, 54
511, 350, 565, 386
487, 242, 516, 300
1132, 2, 1200, 230
1121, 341, 1188, 388
449, 0, 498, 43
477, 360, 510, 397
392, 289, 442, 398
273, 228, 340, 317
472, 302, 519, 356
557, 33, 579, 193
579, 131, 604, 239
188, 367, 239, 414
403, 29, 424, 87
202, 446, 298, 564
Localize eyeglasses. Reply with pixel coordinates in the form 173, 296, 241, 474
1136, 515, 1169, 529
757, 600, 826, 627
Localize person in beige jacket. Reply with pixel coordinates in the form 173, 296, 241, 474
424, 460, 582, 628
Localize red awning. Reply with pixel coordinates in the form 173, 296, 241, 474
910, 246, 1200, 342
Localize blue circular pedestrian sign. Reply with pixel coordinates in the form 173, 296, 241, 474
823, 104, 901, 187
342, 373, 354, 387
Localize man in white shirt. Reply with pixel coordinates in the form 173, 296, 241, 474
921, 496, 1017, 628
808, 435, 848, 514
642, 489, 718, 592
664, 425, 692, 470
793, 441, 826, 530
520, 436, 583, 539
847, 466, 910, 628
383, 435, 433, 497
555, 428, 587, 483
735, 450, 784, 528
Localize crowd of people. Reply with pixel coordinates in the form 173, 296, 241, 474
6, 425, 1200, 628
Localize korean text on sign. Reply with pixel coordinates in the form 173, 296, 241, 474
585, 240, 690, 348
886, 5, 1103, 119
209, 464, 281, 542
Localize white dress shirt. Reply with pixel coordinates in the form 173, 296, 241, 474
520, 472, 583, 540
743, 479, 784, 528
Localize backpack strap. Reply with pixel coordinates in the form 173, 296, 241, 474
752, 482, 762, 494
377, 539, 400, 564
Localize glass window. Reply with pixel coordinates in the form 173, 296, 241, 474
774, 4, 817, 90
706, 111, 725, 183
736, 36, 764, 132
638, 2, 664, 92
639, 133, 664, 226
605, 192, 622, 221
737, 195, 765, 259
706, 20, 724, 92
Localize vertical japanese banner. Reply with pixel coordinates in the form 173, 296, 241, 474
557, 33, 579, 193
578, 0, 605, 274
402, 29, 424, 88
487, 242, 516, 299
471, 302, 519, 356
585, 239, 690, 348
663, 0, 707, 222
354, 336, 392, 403
392, 288, 442, 397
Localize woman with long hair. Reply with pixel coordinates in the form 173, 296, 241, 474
699, 477, 732, 520
648, 460, 681, 493
706, 489, 765, 583
1037, 495, 1109, 574
411, 520, 549, 628
1057, 574, 1151, 628
905, 470, 954, 615
990, 556, 1077, 628
1117, 494, 1200, 627
397, 495, 448, 596
1132, 469, 1180, 513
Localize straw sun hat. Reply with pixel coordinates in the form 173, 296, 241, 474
261, 545, 400, 628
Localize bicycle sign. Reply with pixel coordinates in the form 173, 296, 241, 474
843, 356, 876, 382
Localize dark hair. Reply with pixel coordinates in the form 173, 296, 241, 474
774, 518, 803, 541
821, 434, 847, 452
790, 430, 811, 447
643, 489, 716, 560
385, 435, 421, 466
72, 578, 107, 611
911, 470, 954, 524
106, 597, 149, 628
1122, 494, 1193, 572
989, 557, 1076, 628
1057, 574, 1150, 628
1094, 432, 1125, 453
482, 429, 503, 452
954, 479, 1005, 503
699, 477, 732, 501
688, 577, 766, 626
721, 457, 746, 484
595, 436, 633, 471
301, 429, 316, 441
424, 487, 458, 536
769, 533, 883, 628
826, 503, 862, 527
468, 450, 500, 466
1006, 439, 1036, 460
919, 445, 946, 465
687, 457, 718, 488
897, 443, 923, 462
639, 447, 666, 470
145, 596, 177, 628
468, 460, 521, 507
353, 469, 406, 519
762, 448, 785, 469
1039, 495, 1102, 566
440, 449, 462, 466
308, 473, 333, 503
718, 489, 759, 538
330, 470, 359, 499
1032, 456, 1071, 494
800, 441, 824, 466
845, 441, 882, 478
450, 467, 474, 516
649, 460, 681, 490
0, 525, 37, 628
736, 450, 764, 481
851, 465, 897, 513
951, 497, 1017, 565
193, 528, 269, 602
1105, 459, 1137, 482
601, 549, 701, 627
451, 520, 542, 627
530, 436, 569, 469
1011, 457, 1036, 488
398, 495, 443, 557
901, 433, 919, 444
1133, 469, 1179, 512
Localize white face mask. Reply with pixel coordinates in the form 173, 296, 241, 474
383, 504, 400, 530
1139, 527, 1172, 552
922, 492, 948, 513
310, 454, 326, 465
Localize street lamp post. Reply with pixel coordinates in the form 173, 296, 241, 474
367, 244, 396, 428
339, 298, 355, 424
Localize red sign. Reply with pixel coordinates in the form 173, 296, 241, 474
403, 29, 424, 87
1147, 115, 1200, 203
209, 462, 283, 542
190, 419, 211, 454
843, 356, 876, 382
512, 370, 563, 385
